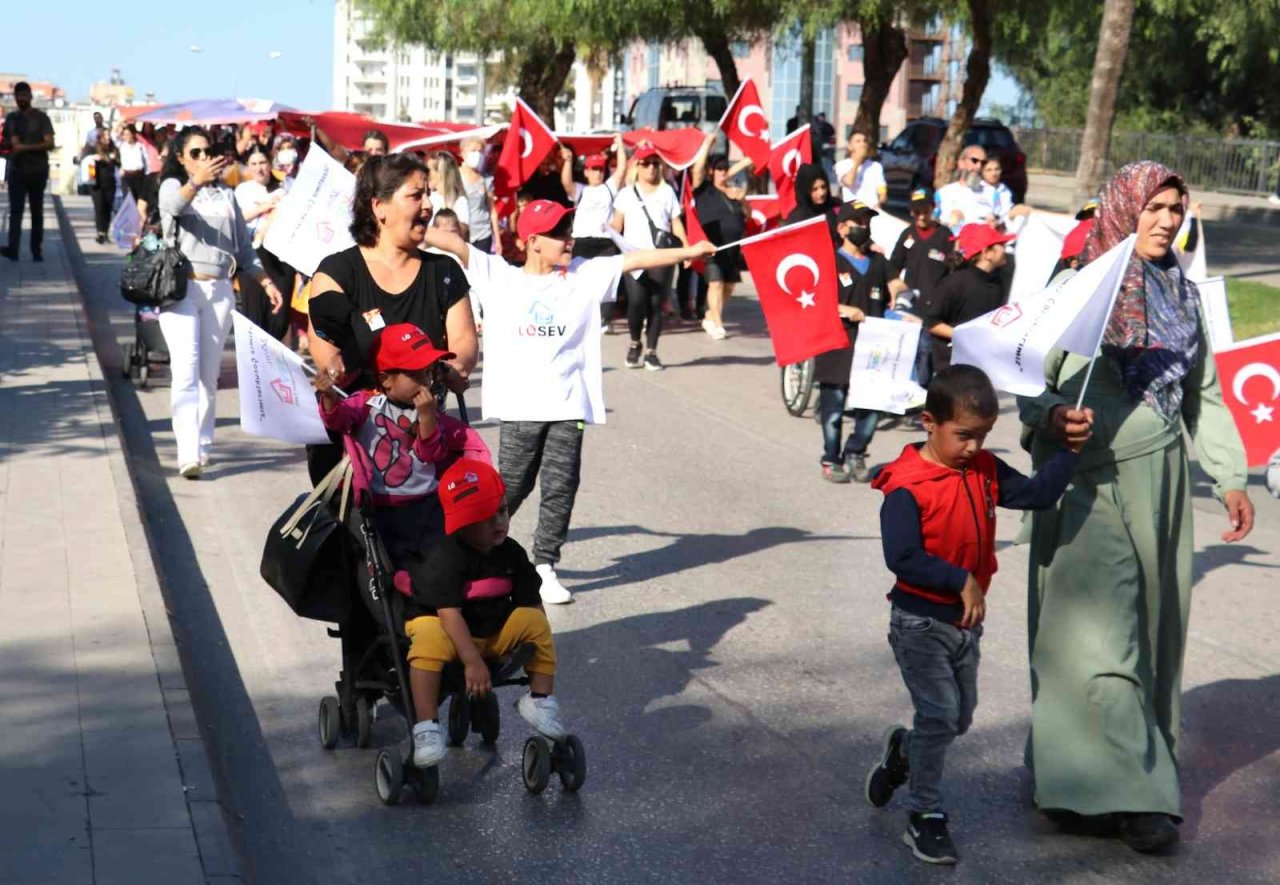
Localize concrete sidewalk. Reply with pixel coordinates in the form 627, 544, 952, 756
0, 195, 242, 884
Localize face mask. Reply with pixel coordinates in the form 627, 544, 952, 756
848, 226, 872, 248
463, 150, 483, 170
276, 150, 297, 167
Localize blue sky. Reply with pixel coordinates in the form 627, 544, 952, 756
5, 2, 335, 108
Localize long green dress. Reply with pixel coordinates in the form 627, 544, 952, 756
1018, 322, 1247, 817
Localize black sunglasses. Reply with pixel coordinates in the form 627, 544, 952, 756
187, 147, 214, 159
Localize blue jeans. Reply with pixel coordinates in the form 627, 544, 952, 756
912, 328, 935, 388
817, 384, 878, 464
888, 606, 982, 813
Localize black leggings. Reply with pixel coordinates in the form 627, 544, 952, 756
90, 184, 116, 235
623, 270, 670, 350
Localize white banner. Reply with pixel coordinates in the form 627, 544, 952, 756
1008, 211, 1077, 303
1196, 275, 1233, 352
109, 191, 142, 249
952, 235, 1135, 396
231, 311, 332, 445
261, 146, 356, 276
870, 212, 909, 254
847, 316, 925, 414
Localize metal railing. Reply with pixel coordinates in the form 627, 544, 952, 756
1012, 127, 1280, 196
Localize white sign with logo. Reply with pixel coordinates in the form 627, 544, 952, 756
231, 310, 332, 445
1196, 275, 1233, 352
847, 316, 925, 414
262, 145, 356, 276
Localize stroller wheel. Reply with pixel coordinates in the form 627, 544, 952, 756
554, 735, 587, 792
121, 343, 135, 379
354, 696, 374, 749
374, 749, 404, 806
447, 694, 471, 746
521, 737, 551, 794
407, 763, 439, 805
138, 363, 150, 388
475, 693, 500, 746
318, 696, 341, 750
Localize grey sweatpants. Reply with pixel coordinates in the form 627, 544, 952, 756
498, 420, 584, 566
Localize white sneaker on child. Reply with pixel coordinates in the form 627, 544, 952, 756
535, 563, 573, 605
517, 693, 567, 740
412, 720, 446, 767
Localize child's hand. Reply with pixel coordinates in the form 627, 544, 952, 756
959, 574, 986, 628
838, 305, 866, 322
463, 659, 492, 697
414, 386, 439, 435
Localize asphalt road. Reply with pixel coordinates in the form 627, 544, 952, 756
60, 196, 1280, 885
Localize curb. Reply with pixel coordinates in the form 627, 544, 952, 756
52, 197, 247, 885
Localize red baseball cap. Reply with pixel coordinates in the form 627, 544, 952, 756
1060, 218, 1094, 260
954, 224, 1016, 261
633, 144, 660, 162
516, 199, 574, 242
584, 153, 608, 170
373, 323, 454, 373
439, 458, 506, 534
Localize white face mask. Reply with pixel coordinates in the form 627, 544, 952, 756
276, 149, 297, 167
463, 150, 483, 170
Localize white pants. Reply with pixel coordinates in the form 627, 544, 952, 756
157, 278, 234, 468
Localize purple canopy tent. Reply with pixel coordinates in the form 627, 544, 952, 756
128, 98, 292, 126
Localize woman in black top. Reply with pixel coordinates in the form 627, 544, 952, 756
690, 134, 752, 339
784, 163, 839, 245
306, 153, 478, 483
89, 130, 119, 244
925, 223, 1015, 371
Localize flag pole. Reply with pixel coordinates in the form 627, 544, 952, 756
299, 360, 350, 399
716, 78, 749, 131
1070, 238, 1134, 411
713, 213, 826, 253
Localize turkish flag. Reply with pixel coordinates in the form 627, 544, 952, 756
720, 78, 771, 172
681, 172, 708, 274
740, 215, 849, 366
768, 125, 812, 217
622, 128, 705, 170
494, 98, 556, 196
745, 195, 782, 236
1213, 333, 1280, 466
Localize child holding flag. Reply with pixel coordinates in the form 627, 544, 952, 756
865, 365, 1090, 865
424, 200, 714, 603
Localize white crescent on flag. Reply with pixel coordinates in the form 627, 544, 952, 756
519, 129, 533, 159
783, 149, 803, 178
776, 254, 820, 307
1233, 362, 1280, 423
738, 105, 769, 140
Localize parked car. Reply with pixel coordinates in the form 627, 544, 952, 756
878, 117, 1027, 206
625, 86, 728, 136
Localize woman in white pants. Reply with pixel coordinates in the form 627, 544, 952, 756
158, 127, 283, 478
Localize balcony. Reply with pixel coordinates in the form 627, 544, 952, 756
908, 63, 943, 80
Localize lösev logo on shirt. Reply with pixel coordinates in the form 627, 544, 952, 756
518, 300, 567, 338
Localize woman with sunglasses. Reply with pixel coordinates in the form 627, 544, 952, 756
158, 126, 284, 479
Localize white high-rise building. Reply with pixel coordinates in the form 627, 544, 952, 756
332, 0, 487, 124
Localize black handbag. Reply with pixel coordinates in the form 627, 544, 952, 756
120, 217, 190, 307
634, 185, 680, 249
260, 457, 354, 623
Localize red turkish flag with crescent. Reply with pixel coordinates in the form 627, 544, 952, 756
768, 125, 813, 217
494, 98, 556, 197
719, 78, 771, 172
1212, 333, 1280, 467
740, 215, 849, 366
745, 195, 782, 236
680, 172, 708, 274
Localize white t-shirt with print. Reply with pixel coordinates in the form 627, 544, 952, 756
572, 182, 618, 239
612, 182, 679, 278
465, 250, 623, 424
937, 181, 990, 231
834, 158, 886, 207
429, 191, 471, 229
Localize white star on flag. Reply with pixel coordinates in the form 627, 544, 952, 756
1252, 403, 1274, 423
796, 290, 816, 309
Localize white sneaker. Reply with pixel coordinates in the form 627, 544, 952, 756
711, 324, 727, 340
701, 317, 718, 337
178, 463, 202, 480
535, 563, 573, 605
412, 720, 445, 767
517, 693, 567, 740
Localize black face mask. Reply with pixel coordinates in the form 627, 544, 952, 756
847, 225, 872, 248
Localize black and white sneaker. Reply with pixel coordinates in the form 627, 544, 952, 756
865, 725, 909, 807
643, 352, 663, 371
625, 343, 643, 368
903, 812, 958, 865
847, 451, 871, 483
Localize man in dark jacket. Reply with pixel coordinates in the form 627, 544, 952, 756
1, 82, 55, 261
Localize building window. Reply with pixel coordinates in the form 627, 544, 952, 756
846, 84, 863, 103
846, 44, 864, 63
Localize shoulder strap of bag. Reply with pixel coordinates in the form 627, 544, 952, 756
634, 184, 669, 238
279, 454, 351, 537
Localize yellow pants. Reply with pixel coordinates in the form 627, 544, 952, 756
405, 607, 557, 676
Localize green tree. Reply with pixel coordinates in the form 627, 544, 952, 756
932, 0, 995, 190
1073, 0, 1135, 205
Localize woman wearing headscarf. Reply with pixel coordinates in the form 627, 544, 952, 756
1018, 162, 1254, 852
784, 163, 839, 245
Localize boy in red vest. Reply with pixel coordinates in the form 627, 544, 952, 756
865, 364, 1091, 865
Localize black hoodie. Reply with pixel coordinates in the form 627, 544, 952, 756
784, 163, 839, 244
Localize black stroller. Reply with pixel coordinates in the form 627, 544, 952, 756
121, 305, 170, 387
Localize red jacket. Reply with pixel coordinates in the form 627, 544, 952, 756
871, 444, 1000, 607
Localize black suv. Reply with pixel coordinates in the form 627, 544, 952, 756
878, 117, 1027, 206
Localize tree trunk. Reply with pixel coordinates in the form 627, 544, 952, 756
1073, 0, 1136, 206
798, 32, 817, 125
699, 28, 741, 103
933, 0, 995, 191
517, 39, 577, 124
854, 17, 908, 141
